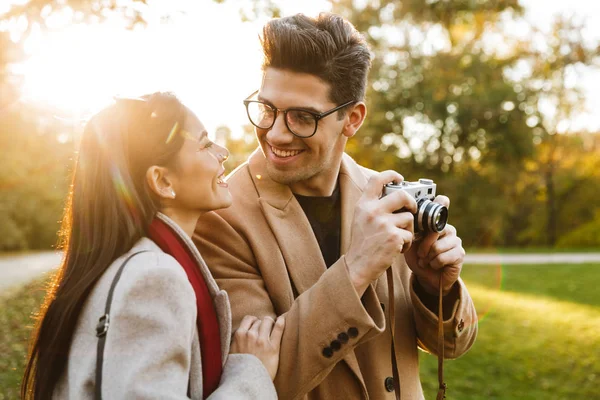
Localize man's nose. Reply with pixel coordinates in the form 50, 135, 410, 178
265, 112, 294, 144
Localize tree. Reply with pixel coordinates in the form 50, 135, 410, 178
517, 17, 600, 245
216, 0, 600, 248
0, 0, 149, 250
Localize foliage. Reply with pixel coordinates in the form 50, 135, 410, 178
0, 0, 599, 249
0, 0, 148, 251
0, 105, 73, 251
556, 212, 600, 248
0, 0, 149, 30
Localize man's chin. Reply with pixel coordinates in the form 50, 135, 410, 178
265, 163, 304, 186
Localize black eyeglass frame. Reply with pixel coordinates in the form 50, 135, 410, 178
243, 90, 356, 138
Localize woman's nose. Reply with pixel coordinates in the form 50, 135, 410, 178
217, 145, 229, 162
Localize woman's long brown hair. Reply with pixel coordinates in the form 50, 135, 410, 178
21, 93, 189, 399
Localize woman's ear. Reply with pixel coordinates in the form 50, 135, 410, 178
146, 165, 176, 200
342, 102, 367, 139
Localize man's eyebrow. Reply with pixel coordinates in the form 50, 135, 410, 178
256, 95, 323, 114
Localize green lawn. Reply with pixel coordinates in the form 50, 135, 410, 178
465, 247, 600, 254
1, 264, 599, 399
420, 263, 600, 400
0, 277, 48, 400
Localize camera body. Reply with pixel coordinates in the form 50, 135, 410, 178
382, 178, 448, 235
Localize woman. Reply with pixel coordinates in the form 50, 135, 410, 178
21, 93, 284, 399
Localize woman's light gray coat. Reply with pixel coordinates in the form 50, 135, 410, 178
54, 213, 277, 399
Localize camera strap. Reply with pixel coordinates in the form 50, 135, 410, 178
386, 267, 401, 400
436, 274, 447, 400
386, 268, 446, 400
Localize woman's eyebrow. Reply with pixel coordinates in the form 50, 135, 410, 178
180, 129, 208, 142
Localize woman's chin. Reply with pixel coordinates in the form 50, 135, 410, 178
213, 193, 233, 211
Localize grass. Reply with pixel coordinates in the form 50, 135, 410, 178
1, 264, 599, 399
419, 263, 600, 400
0, 277, 48, 400
465, 247, 600, 254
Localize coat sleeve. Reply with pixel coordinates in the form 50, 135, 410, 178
409, 275, 478, 359
209, 354, 277, 400
194, 210, 387, 400
100, 252, 276, 400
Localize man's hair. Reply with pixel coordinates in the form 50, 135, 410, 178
261, 13, 371, 106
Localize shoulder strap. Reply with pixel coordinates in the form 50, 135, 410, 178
94, 250, 149, 400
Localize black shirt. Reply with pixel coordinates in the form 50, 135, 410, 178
294, 183, 342, 268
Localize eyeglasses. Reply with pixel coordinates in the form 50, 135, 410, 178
243, 90, 356, 138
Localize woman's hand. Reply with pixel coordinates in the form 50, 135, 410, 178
230, 315, 285, 380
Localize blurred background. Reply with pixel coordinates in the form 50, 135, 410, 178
1, 1, 599, 399
1, 0, 599, 251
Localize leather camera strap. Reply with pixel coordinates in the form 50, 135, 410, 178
436, 274, 447, 400
386, 268, 401, 400
386, 269, 446, 400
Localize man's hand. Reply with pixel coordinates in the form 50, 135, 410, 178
345, 171, 417, 296
404, 195, 465, 295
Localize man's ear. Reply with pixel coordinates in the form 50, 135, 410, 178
342, 102, 367, 139
146, 165, 175, 200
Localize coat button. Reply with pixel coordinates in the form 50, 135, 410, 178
330, 339, 341, 351
338, 332, 349, 344
322, 347, 333, 358
384, 376, 395, 392
347, 327, 359, 338
457, 319, 465, 332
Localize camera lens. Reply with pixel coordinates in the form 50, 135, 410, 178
416, 199, 448, 233
433, 205, 448, 232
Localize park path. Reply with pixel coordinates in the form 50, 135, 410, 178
0, 251, 62, 293
1, 251, 600, 294
464, 253, 600, 265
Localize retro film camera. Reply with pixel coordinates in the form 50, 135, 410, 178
382, 178, 448, 235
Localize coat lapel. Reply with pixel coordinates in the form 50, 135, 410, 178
248, 150, 327, 295
249, 150, 373, 390
337, 154, 372, 387
339, 154, 370, 256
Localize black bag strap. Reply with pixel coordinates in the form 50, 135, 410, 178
95, 250, 149, 400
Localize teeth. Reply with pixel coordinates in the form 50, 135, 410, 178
271, 146, 301, 158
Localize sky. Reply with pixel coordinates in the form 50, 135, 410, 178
6, 0, 600, 139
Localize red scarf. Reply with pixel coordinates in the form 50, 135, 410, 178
148, 217, 222, 398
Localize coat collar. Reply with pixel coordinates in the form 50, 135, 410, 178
155, 212, 221, 295
248, 148, 369, 262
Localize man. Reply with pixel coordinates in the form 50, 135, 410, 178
194, 13, 477, 400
